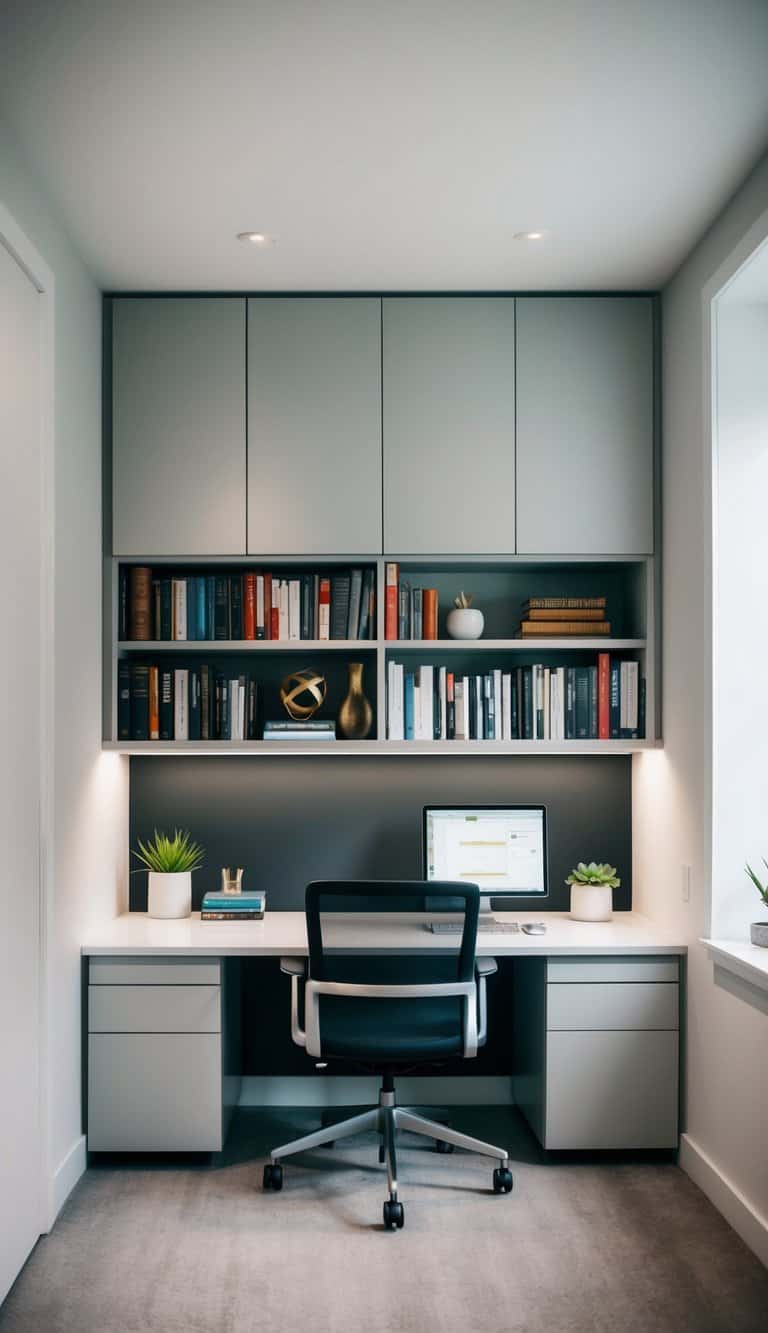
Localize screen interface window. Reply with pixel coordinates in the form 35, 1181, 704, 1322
426, 809, 546, 894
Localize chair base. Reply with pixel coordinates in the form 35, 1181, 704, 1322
264, 1078, 513, 1227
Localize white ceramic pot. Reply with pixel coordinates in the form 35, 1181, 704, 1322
148, 871, 192, 919
446, 607, 484, 640
570, 883, 613, 922
750, 921, 768, 948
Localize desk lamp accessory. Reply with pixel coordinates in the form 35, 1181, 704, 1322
132, 828, 205, 920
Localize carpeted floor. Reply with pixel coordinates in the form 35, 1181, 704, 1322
1, 1107, 766, 1333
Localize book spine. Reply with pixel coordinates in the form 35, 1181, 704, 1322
446, 672, 455, 740
524, 597, 606, 610
119, 567, 128, 641
244, 573, 257, 640
398, 582, 410, 640
523, 668, 533, 740
423, 588, 438, 640
230, 575, 243, 640
565, 667, 575, 739
318, 577, 331, 640
270, 605, 280, 640
300, 574, 312, 640
255, 574, 265, 640
199, 666, 209, 741
196, 576, 206, 640
263, 573, 272, 641
574, 667, 590, 739
454, 679, 465, 740
247, 678, 259, 740
638, 676, 646, 740
286, 581, 298, 640
347, 569, 363, 639
598, 653, 610, 740
186, 577, 198, 642
153, 580, 161, 640
148, 666, 160, 740
589, 666, 598, 738
172, 578, 187, 641
129, 567, 153, 640
502, 672, 511, 742
330, 575, 350, 640
385, 562, 399, 640
204, 577, 215, 642
610, 662, 621, 737
518, 621, 611, 636
117, 662, 131, 740
189, 669, 201, 741
357, 570, 373, 640
130, 664, 150, 740
212, 577, 227, 640
404, 672, 415, 740
174, 669, 189, 740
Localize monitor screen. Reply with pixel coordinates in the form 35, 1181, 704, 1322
423, 805, 548, 897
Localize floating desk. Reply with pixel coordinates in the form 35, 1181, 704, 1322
82, 911, 686, 1154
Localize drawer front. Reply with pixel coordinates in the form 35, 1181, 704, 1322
89, 984, 220, 1033
547, 957, 679, 984
88, 1033, 222, 1151
545, 1030, 679, 1149
90, 957, 220, 985
547, 982, 678, 1031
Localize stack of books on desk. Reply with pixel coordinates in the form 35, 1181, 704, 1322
516, 596, 610, 636
201, 890, 266, 920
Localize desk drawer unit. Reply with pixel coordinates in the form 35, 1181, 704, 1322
87, 956, 238, 1153
513, 956, 680, 1150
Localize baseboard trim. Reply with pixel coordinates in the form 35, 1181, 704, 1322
240, 1076, 514, 1108
48, 1134, 87, 1231
679, 1133, 768, 1269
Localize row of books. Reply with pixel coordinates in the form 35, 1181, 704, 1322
384, 564, 439, 640
122, 567, 375, 643
516, 596, 611, 637
119, 663, 260, 740
201, 890, 266, 921
386, 656, 644, 740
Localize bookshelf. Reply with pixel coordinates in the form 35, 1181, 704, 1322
104, 554, 659, 754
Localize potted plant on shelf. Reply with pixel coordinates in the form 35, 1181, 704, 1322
567, 862, 621, 922
132, 829, 205, 919
446, 591, 484, 640
744, 861, 768, 947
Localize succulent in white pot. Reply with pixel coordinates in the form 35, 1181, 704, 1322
744, 862, 768, 947
132, 829, 205, 919
567, 862, 620, 922
446, 591, 484, 640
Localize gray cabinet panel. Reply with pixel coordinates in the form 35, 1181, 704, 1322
516, 297, 653, 555
113, 298, 246, 555
87, 1034, 222, 1151
90, 957, 220, 986
88, 984, 220, 1033
547, 957, 678, 984
382, 298, 516, 554
247, 298, 382, 554
545, 1030, 679, 1149
547, 982, 678, 1031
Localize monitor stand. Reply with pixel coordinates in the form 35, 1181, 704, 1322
479, 896, 494, 915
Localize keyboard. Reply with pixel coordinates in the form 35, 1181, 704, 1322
430, 920, 521, 935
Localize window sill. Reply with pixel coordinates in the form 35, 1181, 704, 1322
701, 938, 768, 1005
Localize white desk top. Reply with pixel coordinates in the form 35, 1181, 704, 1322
82, 911, 687, 958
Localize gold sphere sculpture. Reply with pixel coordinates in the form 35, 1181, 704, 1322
279, 668, 327, 721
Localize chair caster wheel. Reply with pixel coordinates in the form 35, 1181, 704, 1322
378, 1144, 386, 1163
383, 1200, 405, 1230
435, 1139, 454, 1154
263, 1163, 283, 1191
493, 1167, 513, 1194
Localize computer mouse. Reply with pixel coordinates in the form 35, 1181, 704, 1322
521, 922, 546, 935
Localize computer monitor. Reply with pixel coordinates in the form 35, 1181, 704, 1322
423, 805, 548, 913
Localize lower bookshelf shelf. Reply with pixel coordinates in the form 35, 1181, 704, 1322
103, 739, 662, 757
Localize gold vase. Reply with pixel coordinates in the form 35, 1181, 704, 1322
337, 662, 373, 739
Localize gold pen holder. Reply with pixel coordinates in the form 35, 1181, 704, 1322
221, 867, 244, 895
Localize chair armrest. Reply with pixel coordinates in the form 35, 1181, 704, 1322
475, 956, 498, 977
280, 956, 307, 977
475, 956, 497, 1046
280, 957, 307, 1046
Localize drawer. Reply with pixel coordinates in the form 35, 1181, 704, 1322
545, 1029, 679, 1149
547, 957, 679, 983
89, 984, 220, 1033
88, 1033, 222, 1151
90, 957, 220, 985
547, 981, 678, 1031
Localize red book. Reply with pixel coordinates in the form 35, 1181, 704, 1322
598, 653, 610, 740
270, 606, 280, 640
318, 577, 331, 640
423, 588, 438, 640
264, 573, 272, 641
243, 573, 257, 640
385, 562, 399, 641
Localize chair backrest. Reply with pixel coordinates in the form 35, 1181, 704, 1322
305, 879, 479, 984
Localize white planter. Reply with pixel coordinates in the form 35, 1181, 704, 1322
446, 608, 484, 640
570, 883, 613, 922
148, 871, 192, 919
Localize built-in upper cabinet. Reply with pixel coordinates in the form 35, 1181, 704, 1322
382, 298, 516, 555
247, 298, 382, 554
112, 298, 247, 555
515, 297, 654, 555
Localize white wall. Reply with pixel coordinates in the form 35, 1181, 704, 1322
0, 122, 128, 1225
633, 153, 768, 1265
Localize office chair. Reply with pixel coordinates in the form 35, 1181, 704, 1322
262, 880, 513, 1229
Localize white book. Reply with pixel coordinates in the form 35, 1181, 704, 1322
288, 580, 301, 640
550, 668, 560, 741
174, 668, 188, 739
475, 675, 483, 740
387, 661, 401, 740
463, 676, 471, 741
493, 669, 502, 742
393, 663, 404, 740
318, 600, 330, 640
418, 665, 434, 740
439, 666, 447, 740
172, 578, 187, 641
239, 682, 246, 739
626, 661, 639, 731
256, 575, 265, 637
272, 579, 281, 637
229, 679, 240, 739
501, 673, 512, 741
543, 667, 551, 740
557, 667, 566, 739
413, 679, 421, 740
279, 581, 289, 640
454, 680, 464, 740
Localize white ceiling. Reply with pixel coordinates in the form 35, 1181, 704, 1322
1, 1, 767, 292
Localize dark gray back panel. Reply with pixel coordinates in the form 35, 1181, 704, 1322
129, 756, 632, 911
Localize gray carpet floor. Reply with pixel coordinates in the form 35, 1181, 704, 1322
1, 1107, 766, 1333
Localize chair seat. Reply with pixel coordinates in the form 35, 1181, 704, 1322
318, 995, 465, 1063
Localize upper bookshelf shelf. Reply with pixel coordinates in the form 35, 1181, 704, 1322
116, 637, 647, 653
385, 638, 647, 652
117, 639, 371, 653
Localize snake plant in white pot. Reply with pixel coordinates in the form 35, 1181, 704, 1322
567, 862, 621, 922
744, 862, 768, 947
133, 829, 205, 919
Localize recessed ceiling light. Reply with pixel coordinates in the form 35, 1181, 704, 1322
237, 232, 277, 246
513, 230, 547, 241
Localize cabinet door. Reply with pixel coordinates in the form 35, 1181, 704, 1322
88, 1033, 222, 1151
516, 297, 654, 555
382, 298, 516, 554
247, 298, 382, 554
546, 1030, 678, 1149
113, 298, 246, 555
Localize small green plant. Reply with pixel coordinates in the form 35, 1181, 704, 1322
744, 861, 768, 909
132, 829, 205, 875
565, 862, 621, 888
454, 591, 474, 609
